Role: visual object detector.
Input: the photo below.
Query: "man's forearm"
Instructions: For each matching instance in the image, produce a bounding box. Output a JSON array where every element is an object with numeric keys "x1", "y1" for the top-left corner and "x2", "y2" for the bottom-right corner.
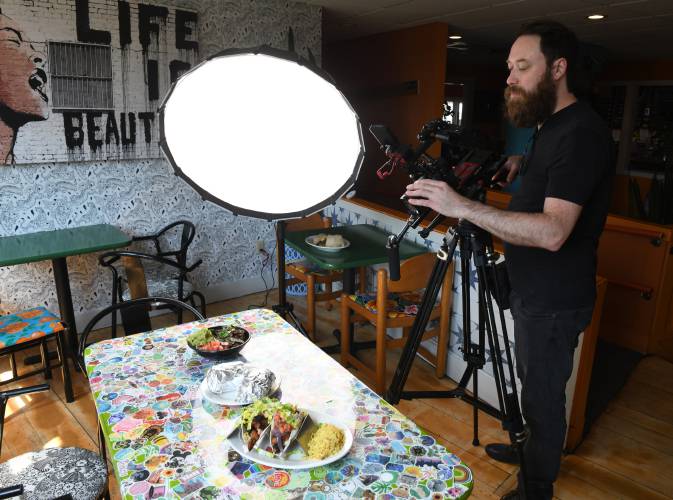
[{"x1": 460, "y1": 199, "x2": 564, "y2": 250}]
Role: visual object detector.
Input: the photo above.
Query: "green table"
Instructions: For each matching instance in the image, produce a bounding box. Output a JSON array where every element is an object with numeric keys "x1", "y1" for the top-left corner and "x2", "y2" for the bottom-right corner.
[
  {"x1": 285, "y1": 224, "x2": 428, "y2": 352},
  {"x1": 285, "y1": 223, "x2": 428, "y2": 293},
  {"x1": 0, "y1": 224, "x2": 131, "y2": 381}
]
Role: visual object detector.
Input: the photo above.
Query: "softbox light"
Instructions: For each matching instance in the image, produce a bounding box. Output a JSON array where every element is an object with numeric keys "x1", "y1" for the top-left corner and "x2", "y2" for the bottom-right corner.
[{"x1": 159, "y1": 46, "x2": 365, "y2": 221}]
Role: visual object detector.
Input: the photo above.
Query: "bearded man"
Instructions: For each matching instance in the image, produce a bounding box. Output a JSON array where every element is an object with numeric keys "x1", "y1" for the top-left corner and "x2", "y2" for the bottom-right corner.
[{"x1": 405, "y1": 20, "x2": 614, "y2": 500}]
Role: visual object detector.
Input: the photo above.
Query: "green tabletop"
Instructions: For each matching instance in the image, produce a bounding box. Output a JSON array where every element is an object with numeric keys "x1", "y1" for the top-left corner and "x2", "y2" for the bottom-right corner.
[
  {"x1": 0, "y1": 224, "x2": 132, "y2": 266},
  {"x1": 285, "y1": 223, "x2": 428, "y2": 270}
]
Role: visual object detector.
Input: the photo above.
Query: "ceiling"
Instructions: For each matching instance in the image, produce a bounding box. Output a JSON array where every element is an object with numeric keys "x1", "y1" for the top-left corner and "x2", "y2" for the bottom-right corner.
[{"x1": 304, "y1": 0, "x2": 673, "y2": 62}]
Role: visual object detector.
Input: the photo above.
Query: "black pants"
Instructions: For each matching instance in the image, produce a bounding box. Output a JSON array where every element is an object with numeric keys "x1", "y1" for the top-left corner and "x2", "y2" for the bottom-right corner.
[{"x1": 510, "y1": 291, "x2": 594, "y2": 500}]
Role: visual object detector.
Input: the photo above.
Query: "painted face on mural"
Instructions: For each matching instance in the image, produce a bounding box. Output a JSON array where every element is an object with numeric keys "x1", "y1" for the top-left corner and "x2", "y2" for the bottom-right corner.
[{"x1": 0, "y1": 13, "x2": 49, "y2": 124}]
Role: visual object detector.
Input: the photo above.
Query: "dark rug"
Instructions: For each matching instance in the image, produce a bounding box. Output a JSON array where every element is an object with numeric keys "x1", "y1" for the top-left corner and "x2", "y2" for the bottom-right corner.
[{"x1": 583, "y1": 338, "x2": 644, "y2": 437}]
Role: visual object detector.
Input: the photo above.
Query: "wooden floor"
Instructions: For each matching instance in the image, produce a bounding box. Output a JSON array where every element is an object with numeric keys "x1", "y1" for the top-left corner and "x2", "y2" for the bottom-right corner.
[{"x1": 2, "y1": 291, "x2": 672, "y2": 499}]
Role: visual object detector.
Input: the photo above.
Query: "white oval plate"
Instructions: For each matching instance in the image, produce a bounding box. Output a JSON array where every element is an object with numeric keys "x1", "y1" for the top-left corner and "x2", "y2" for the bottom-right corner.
[
  {"x1": 199, "y1": 368, "x2": 281, "y2": 406},
  {"x1": 305, "y1": 235, "x2": 350, "y2": 253},
  {"x1": 229, "y1": 409, "x2": 353, "y2": 469}
]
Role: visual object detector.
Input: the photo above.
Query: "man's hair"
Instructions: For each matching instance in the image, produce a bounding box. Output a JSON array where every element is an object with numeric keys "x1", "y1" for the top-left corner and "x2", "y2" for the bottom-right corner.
[{"x1": 517, "y1": 20, "x2": 579, "y2": 93}]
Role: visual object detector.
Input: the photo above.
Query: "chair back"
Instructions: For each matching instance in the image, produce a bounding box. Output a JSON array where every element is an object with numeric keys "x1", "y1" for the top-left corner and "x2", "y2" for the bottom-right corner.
[
  {"x1": 386, "y1": 252, "x2": 436, "y2": 293},
  {"x1": 285, "y1": 213, "x2": 330, "y2": 232},
  {"x1": 77, "y1": 297, "x2": 204, "y2": 371},
  {"x1": 134, "y1": 220, "x2": 196, "y2": 268}
]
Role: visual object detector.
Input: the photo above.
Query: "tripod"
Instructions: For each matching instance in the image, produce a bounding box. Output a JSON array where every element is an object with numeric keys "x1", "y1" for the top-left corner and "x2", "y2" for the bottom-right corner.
[{"x1": 387, "y1": 218, "x2": 529, "y2": 499}]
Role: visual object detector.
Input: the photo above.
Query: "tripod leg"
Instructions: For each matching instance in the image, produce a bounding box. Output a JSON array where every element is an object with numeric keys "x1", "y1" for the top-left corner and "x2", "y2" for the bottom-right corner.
[
  {"x1": 472, "y1": 364, "x2": 479, "y2": 446},
  {"x1": 386, "y1": 233, "x2": 458, "y2": 404},
  {"x1": 477, "y1": 249, "x2": 530, "y2": 499}
]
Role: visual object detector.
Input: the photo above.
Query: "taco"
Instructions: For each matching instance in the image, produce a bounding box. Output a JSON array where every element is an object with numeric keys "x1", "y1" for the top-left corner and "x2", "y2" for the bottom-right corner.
[
  {"x1": 239, "y1": 397, "x2": 303, "y2": 453},
  {"x1": 240, "y1": 398, "x2": 271, "y2": 450},
  {"x1": 270, "y1": 406, "x2": 307, "y2": 455}
]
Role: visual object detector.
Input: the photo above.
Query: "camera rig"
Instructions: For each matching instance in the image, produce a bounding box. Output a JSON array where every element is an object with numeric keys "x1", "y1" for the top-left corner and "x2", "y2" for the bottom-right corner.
[
  {"x1": 371, "y1": 118, "x2": 504, "y2": 203},
  {"x1": 369, "y1": 118, "x2": 506, "y2": 278}
]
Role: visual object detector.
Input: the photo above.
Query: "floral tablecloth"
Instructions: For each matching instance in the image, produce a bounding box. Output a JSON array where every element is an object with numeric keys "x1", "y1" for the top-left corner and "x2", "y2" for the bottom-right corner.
[{"x1": 85, "y1": 308, "x2": 473, "y2": 499}]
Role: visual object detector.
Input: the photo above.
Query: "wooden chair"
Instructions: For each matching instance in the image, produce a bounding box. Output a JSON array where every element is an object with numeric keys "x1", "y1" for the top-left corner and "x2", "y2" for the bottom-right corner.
[
  {"x1": 284, "y1": 214, "x2": 366, "y2": 340},
  {"x1": 0, "y1": 307, "x2": 73, "y2": 403},
  {"x1": 340, "y1": 252, "x2": 452, "y2": 395}
]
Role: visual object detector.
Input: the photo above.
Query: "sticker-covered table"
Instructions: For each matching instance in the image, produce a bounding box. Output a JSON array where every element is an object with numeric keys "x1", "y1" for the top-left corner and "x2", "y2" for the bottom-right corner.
[{"x1": 85, "y1": 308, "x2": 473, "y2": 499}]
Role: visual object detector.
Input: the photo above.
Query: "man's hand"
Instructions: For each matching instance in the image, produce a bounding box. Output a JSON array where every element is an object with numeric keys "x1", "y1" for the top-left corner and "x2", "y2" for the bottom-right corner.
[
  {"x1": 405, "y1": 179, "x2": 471, "y2": 219},
  {"x1": 405, "y1": 179, "x2": 582, "y2": 252},
  {"x1": 492, "y1": 155, "x2": 523, "y2": 186}
]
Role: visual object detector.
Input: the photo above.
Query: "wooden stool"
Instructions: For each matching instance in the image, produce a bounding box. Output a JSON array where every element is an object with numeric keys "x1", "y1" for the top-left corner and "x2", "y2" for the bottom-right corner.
[{"x1": 0, "y1": 307, "x2": 73, "y2": 403}]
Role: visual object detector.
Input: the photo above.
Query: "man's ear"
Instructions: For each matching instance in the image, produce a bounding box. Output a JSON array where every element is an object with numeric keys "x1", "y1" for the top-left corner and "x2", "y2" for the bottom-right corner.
[{"x1": 552, "y1": 58, "x2": 568, "y2": 80}]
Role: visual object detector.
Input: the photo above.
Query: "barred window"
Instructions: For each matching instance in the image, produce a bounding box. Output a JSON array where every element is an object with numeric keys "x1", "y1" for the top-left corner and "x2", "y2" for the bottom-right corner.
[{"x1": 48, "y1": 41, "x2": 113, "y2": 110}]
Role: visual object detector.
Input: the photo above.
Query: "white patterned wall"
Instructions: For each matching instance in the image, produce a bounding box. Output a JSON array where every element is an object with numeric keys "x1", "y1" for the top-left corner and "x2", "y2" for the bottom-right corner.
[{"x1": 0, "y1": 0, "x2": 321, "y2": 321}]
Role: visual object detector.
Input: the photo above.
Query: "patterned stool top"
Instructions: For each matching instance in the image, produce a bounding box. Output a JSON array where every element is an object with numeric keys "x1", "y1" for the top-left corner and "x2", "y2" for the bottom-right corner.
[
  {"x1": 349, "y1": 292, "x2": 427, "y2": 318},
  {"x1": 0, "y1": 307, "x2": 64, "y2": 349},
  {"x1": 0, "y1": 447, "x2": 107, "y2": 500}
]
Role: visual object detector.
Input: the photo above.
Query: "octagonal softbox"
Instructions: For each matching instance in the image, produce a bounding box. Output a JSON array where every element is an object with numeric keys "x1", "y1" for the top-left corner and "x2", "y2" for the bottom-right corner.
[{"x1": 159, "y1": 46, "x2": 364, "y2": 221}]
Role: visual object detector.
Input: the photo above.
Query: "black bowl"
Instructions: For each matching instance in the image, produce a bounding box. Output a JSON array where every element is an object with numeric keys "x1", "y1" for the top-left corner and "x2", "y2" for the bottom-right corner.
[{"x1": 187, "y1": 325, "x2": 251, "y2": 359}]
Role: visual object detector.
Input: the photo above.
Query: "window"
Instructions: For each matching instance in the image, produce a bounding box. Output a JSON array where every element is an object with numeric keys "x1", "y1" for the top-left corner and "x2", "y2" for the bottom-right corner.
[
  {"x1": 443, "y1": 100, "x2": 463, "y2": 126},
  {"x1": 48, "y1": 41, "x2": 113, "y2": 110}
]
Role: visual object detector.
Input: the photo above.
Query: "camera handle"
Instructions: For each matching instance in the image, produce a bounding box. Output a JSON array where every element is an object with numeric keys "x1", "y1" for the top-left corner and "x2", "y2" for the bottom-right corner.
[
  {"x1": 418, "y1": 213, "x2": 446, "y2": 239},
  {"x1": 386, "y1": 203, "x2": 435, "y2": 281}
]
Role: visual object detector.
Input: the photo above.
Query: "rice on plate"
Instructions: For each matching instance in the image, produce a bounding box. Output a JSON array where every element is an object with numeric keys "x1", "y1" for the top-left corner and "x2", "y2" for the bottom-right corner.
[{"x1": 306, "y1": 423, "x2": 345, "y2": 460}]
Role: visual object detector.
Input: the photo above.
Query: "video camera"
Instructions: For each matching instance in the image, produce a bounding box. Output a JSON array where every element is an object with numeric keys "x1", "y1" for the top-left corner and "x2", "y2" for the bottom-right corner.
[
  {"x1": 369, "y1": 118, "x2": 505, "y2": 211},
  {"x1": 369, "y1": 117, "x2": 506, "y2": 281}
]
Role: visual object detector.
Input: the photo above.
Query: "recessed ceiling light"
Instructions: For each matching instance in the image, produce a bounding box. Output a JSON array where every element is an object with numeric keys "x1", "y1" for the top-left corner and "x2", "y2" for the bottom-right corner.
[
  {"x1": 449, "y1": 35, "x2": 462, "y2": 40},
  {"x1": 587, "y1": 14, "x2": 605, "y2": 20}
]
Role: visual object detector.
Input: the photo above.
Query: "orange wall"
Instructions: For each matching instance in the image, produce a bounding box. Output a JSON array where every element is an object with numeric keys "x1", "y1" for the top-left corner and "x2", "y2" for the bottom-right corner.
[
  {"x1": 324, "y1": 23, "x2": 448, "y2": 210},
  {"x1": 599, "y1": 59, "x2": 673, "y2": 82}
]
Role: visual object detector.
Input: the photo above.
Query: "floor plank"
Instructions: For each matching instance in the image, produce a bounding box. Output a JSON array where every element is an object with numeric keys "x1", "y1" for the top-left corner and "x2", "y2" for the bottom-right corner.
[
  {"x1": 561, "y1": 455, "x2": 670, "y2": 500},
  {"x1": 578, "y1": 425, "x2": 673, "y2": 497},
  {"x1": 611, "y1": 378, "x2": 673, "y2": 426}
]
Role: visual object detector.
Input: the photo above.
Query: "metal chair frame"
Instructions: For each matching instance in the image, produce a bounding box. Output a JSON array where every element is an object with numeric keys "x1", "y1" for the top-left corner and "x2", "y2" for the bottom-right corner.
[
  {"x1": 99, "y1": 250, "x2": 206, "y2": 336},
  {"x1": 131, "y1": 220, "x2": 196, "y2": 269}
]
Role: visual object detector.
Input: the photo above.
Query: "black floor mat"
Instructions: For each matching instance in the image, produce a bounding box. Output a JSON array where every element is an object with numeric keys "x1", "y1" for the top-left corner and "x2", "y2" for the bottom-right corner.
[{"x1": 583, "y1": 338, "x2": 644, "y2": 437}]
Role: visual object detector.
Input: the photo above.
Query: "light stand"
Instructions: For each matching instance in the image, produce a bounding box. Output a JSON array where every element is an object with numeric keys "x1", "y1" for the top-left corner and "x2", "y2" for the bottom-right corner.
[{"x1": 272, "y1": 220, "x2": 309, "y2": 337}]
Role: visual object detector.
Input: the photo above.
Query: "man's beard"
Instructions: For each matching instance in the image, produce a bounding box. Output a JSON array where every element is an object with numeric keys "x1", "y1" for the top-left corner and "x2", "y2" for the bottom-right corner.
[{"x1": 504, "y1": 69, "x2": 557, "y2": 128}]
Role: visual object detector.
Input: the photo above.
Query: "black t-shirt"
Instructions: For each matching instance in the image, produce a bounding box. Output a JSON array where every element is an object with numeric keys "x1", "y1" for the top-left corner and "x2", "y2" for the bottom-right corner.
[{"x1": 504, "y1": 101, "x2": 615, "y2": 311}]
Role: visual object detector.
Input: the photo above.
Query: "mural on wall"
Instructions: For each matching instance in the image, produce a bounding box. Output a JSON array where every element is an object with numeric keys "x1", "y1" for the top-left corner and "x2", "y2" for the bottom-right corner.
[
  {"x1": 0, "y1": 0, "x2": 198, "y2": 164},
  {"x1": 0, "y1": 0, "x2": 322, "y2": 317},
  {"x1": 0, "y1": 11, "x2": 49, "y2": 164}
]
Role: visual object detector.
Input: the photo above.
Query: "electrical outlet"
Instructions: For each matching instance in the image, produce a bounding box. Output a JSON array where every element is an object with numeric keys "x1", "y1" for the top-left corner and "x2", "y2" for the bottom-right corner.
[{"x1": 256, "y1": 240, "x2": 265, "y2": 252}]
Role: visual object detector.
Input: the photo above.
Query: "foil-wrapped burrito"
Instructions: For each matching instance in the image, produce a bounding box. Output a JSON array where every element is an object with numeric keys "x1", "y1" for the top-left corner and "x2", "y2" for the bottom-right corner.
[{"x1": 206, "y1": 362, "x2": 275, "y2": 401}]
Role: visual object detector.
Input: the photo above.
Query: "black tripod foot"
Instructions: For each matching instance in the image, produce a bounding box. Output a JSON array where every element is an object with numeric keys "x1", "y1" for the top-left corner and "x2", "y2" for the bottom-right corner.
[{"x1": 485, "y1": 442, "x2": 520, "y2": 465}]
